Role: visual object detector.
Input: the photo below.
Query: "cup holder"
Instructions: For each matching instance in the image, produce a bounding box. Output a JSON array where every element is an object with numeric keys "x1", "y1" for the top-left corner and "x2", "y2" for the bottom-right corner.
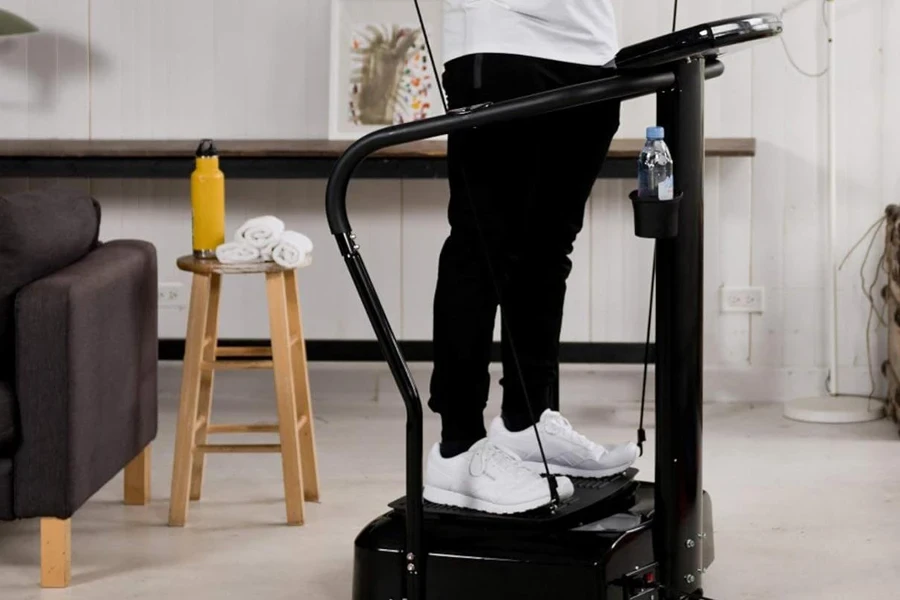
[{"x1": 629, "y1": 190, "x2": 682, "y2": 239}]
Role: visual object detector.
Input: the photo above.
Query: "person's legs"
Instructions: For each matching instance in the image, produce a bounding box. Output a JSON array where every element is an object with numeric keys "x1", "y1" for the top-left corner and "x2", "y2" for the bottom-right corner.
[
  {"x1": 498, "y1": 62, "x2": 622, "y2": 431},
  {"x1": 425, "y1": 54, "x2": 636, "y2": 513},
  {"x1": 428, "y1": 54, "x2": 549, "y2": 457},
  {"x1": 424, "y1": 54, "x2": 586, "y2": 514},
  {"x1": 481, "y1": 62, "x2": 639, "y2": 479}
]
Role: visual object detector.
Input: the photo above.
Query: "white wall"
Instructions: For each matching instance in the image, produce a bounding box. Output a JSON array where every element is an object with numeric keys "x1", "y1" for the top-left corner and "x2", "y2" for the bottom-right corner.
[{"x1": 0, "y1": 0, "x2": 893, "y2": 401}]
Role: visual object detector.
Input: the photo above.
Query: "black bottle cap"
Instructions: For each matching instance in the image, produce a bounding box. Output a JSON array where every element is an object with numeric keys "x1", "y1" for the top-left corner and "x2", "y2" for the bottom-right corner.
[{"x1": 195, "y1": 139, "x2": 218, "y2": 157}]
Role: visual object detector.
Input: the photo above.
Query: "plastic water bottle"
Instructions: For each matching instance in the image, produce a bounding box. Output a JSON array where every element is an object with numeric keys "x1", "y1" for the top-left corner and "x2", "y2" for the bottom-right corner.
[{"x1": 637, "y1": 126, "x2": 674, "y2": 200}]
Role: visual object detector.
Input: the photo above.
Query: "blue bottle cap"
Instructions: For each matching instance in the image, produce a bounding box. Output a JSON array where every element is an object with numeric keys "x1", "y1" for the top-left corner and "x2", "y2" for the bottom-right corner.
[{"x1": 646, "y1": 126, "x2": 665, "y2": 140}]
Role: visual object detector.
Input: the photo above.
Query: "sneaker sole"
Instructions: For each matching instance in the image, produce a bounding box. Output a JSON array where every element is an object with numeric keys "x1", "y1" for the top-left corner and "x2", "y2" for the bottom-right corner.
[
  {"x1": 422, "y1": 485, "x2": 553, "y2": 515},
  {"x1": 521, "y1": 461, "x2": 633, "y2": 479}
]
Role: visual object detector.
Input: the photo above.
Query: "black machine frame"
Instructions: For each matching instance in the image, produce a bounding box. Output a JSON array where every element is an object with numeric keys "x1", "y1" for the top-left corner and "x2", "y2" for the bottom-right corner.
[{"x1": 325, "y1": 14, "x2": 782, "y2": 600}]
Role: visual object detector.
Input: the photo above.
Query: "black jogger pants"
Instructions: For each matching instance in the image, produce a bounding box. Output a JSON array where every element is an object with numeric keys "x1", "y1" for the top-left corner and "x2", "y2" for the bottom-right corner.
[{"x1": 428, "y1": 52, "x2": 622, "y2": 447}]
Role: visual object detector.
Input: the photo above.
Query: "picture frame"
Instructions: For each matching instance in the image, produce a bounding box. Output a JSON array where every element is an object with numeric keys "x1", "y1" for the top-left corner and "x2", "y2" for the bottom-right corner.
[{"x1": 328, "y1": 0, "x2": 445, "y2": 141}]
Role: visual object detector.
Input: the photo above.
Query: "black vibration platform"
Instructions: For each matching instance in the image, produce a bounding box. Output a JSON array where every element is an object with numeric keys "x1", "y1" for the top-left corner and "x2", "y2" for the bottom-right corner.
[
  {"x1": 327, "y1": 13, "x2": 782, "y2": 600},
  {"x1": 389, "y1": 469, "x2": 640, "y2": 530},
  {"x1": 354, "y1": 484, "x2": 715, "y2": 600}
]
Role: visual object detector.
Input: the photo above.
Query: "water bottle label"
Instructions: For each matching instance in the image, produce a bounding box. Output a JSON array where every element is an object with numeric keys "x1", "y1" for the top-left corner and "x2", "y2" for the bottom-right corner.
[{"x1": 658, "y1": 176, "x2": 674, "y2": 201}]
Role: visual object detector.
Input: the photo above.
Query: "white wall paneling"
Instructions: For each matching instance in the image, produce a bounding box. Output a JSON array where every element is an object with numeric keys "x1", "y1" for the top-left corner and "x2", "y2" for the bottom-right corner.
[
  {"x1": 831, "y1": 0, "x2": 888, "y2": 392},
  {"x1": 0, "y1": 0, "x2": 893, "y2": 401},
  {"x1": 590, "y1": 179, "x2": 634, "y2": 343},
  {"x1": 400, "y1": 179, "x2": 447, "y2": 340},
  {"x1": 88, "y1": 0, "x2": 312, "y2": 138},
  {"x1": 85, "y1": 177, "x2": 404, "y2": 341},
  {"x1": 306, "y1": 0, "x2": 332, "y2": 138},
  {"x1": 717, "y1": 158, "x2": 753, "y2": 365},
  {"x1": 885, "y1": 0, "x2": 900, "y2": 209},
  {"x1": 0, "y1": 0, "x2": 90, "y2": 137}
]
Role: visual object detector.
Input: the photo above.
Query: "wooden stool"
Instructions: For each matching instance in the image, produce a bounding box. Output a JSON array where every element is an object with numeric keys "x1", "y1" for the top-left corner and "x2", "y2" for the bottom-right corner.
[{"x1": 168, "y1": 256, "x2": 320, "y2": 526}]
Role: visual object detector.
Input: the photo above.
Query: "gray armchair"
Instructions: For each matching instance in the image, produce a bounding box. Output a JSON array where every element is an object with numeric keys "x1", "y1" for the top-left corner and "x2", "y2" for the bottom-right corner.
[{"x1": 0, "y1": 189, "x2": 158, "y2": 587}]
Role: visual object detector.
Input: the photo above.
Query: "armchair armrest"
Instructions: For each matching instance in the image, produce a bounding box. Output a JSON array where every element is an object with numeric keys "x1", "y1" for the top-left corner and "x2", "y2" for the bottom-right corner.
[{"x1": 13, "y1": 240, "x2": 158, "y2": 518}]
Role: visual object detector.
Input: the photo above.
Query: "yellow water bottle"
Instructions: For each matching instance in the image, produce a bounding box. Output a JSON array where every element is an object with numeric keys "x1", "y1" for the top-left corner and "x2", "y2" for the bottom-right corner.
[{"x1": 191, "y1": 139, "x2": 226, "y2": 258}]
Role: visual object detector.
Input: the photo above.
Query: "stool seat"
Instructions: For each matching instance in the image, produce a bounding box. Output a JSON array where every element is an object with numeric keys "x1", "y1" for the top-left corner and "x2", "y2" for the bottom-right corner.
[
  {"x1": 176, "y1": 255, "x2": 295, "y2": 275},
  {"x1": 168, "y1": 259, "x2": 319, "y2": 527}
]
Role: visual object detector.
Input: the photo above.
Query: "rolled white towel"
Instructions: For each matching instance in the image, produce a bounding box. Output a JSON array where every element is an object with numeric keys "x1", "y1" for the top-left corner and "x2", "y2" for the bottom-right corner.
[
  {"x1": 271, "y1": 230, "x2": 313, "y2": 269},
  {"x1": 215, "y1": 242, "x2": 261, "y2": 264},
  {"x1": 235, "y1": 215, "x2": 285, "y2": 249},
  {"x1": 260, "y1": 240, "x2": 278, "y2": 261}
]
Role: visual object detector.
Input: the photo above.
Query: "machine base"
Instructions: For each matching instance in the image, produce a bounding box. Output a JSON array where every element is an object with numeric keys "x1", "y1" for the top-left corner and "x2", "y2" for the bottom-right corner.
[{"x1": 353, "y1": 482, "x2": 715, "y2": 600}]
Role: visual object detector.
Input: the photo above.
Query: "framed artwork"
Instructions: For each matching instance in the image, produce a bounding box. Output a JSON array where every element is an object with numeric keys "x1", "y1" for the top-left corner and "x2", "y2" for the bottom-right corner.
[{"x1": 328, "y1": 0, "x2": 445, "y2": 140}]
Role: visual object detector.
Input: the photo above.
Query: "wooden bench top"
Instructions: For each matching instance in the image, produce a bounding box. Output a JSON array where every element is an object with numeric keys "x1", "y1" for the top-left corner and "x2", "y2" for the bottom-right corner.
[
  {"x1": 0, "y1": 138, "x2": 755, "y2": 180},
  {"x1": 0, "y1": 138, "x2": 756, "y2": 159}
]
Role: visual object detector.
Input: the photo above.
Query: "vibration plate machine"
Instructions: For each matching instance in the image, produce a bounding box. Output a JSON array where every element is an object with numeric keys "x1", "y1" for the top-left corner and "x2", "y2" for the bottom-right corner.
[{"x1": 325, "y1": 14, "x2": 783, "y2": 600}]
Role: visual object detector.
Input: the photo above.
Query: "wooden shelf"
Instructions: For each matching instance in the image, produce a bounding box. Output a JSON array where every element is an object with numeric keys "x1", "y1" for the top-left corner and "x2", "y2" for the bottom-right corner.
[{"x1": 0, "y1": 138, "x2": 755, "y2": 180}]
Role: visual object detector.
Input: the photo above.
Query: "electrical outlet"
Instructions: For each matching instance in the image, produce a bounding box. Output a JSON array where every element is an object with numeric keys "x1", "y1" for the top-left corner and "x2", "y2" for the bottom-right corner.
[
  {"x1": 720, "y1": 286, "x2": 765, "y2": 313},
  {"x1": 158, "y1": 282, "x2": 186, "y2": 308}
]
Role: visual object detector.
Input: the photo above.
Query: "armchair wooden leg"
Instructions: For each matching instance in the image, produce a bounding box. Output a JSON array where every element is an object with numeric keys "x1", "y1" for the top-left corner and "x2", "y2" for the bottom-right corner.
[
  {"x1": 124, "y1": 444, "x2": 151, "y2": 506},
  {"x1": 40, "y1": 518, "x2": 71, "y2": 588}
]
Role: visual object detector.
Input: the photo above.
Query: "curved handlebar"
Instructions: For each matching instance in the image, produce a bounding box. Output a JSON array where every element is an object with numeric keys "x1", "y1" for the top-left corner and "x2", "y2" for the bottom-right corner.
[{"x1": 325, "y1": 59, "x2": 725, "y2": 242}]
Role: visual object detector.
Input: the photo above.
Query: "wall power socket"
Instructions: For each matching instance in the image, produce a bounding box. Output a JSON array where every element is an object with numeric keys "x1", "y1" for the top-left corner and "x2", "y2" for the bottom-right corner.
[
  {"x1": 719, "y1": 286, "x2": 765, "y2": 313},
  {"x1": 158, "y1": 282, "x2": 186, "y2": 308}
]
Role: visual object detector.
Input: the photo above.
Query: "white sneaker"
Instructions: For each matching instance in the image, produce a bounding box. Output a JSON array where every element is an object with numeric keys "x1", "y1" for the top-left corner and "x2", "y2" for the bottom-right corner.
[
  {"x1": 423, "y1": 439, "x2": 575, "y2": 514},
  {"x1": 489, "y1": 409, "x2": 639, "y2": 478}
]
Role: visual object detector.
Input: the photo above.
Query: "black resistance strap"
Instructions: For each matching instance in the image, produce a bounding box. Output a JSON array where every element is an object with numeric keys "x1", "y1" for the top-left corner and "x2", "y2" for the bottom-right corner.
[{"x1": 636, "y1": 247, "x2": 655, "y2": 456}]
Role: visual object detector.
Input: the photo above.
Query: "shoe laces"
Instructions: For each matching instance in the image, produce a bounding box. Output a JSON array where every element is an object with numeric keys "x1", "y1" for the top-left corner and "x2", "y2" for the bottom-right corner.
[
  {"x1": 541, "y1": 411, "x2": 606, "y2": 455},
  {"x1": 470, "y1": 441, "x2": 535, "y2": 479}
]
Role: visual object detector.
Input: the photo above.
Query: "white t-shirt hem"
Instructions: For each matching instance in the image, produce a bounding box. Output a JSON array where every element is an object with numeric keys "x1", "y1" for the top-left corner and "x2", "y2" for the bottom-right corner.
[
  {"x1": 443, "y1": 0, "x2": 618, "y2": 68},
  {"x1": 443, "y1": 41, "x2": 616, "y2": 67}
]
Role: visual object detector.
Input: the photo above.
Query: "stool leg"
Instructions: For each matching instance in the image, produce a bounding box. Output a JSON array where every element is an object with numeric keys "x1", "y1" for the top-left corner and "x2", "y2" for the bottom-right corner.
[
  {"x1": 285, "y1": 269, "x2": 320, "y2": 502},
  {"x1": 266, "y1": 271, "x2": 305, "y2": 526},
  {"x1": 169, "y1": 274, "x2": 212, "y2": 527},
  {"x1": 190, "y1": 273, "x2": 222, "y2": 501}
]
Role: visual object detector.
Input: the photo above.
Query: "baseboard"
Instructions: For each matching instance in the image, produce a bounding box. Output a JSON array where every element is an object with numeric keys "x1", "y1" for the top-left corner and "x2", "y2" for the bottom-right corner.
[
  {"x1": 538, "y1": 365, "x2": 880, "y2": 404},
  {"x1": 160, "y1": 359, "x2": 883, "y2": 405},
  {"x1": 159, "y1": 339, "x2": 655, "y2": 364}
]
